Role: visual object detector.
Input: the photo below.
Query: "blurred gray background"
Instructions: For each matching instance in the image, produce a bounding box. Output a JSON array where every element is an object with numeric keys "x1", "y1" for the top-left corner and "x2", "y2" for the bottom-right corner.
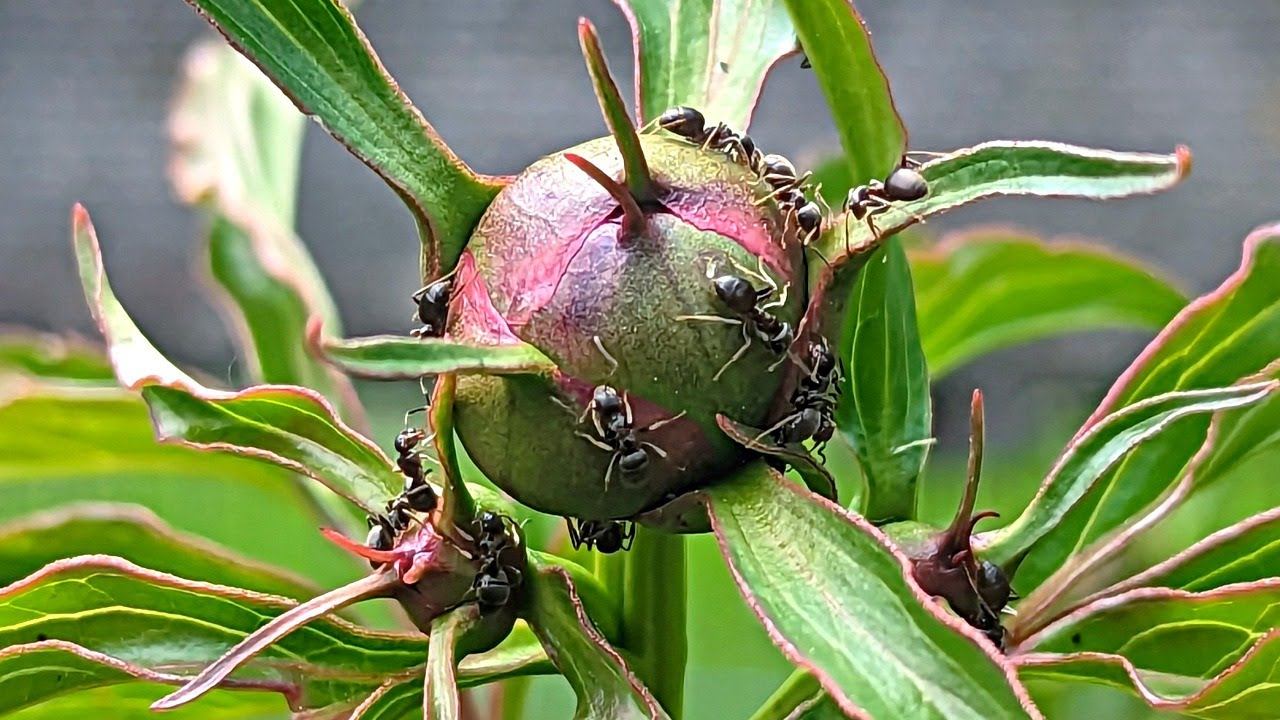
[{"x1": 2, "y1": 0, "x2": 1279, "y2": 448}]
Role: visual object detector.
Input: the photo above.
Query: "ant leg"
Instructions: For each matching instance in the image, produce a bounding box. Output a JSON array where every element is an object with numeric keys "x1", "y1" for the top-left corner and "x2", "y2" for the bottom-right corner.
[
  {"x1": 767, "y1": 352, "x2": 792, "y2": 372},
  {"x1": 640, "y1": 441, "x2": 669, "y2": 459},
  {"x1": 761, "y1": 280, "x2": 789, "y2": 313},
  {"x1": 550, "y1": 394, "x2": 579, "y2": 417},
  {"x1": 505, "y1": 565, "x2": 524, "y2": 588},
  {"x1": 603, "y1": 453, "x2": 619, "y2": 491},
  {"x1": 621, "y1": 392, "x2": 634, "y2": 427},
  {"x1": 404, "y1": 406, "x2": 428, "y2": 426},
  {"x1": 750, "y1": 413, "x2": 798, "y2": 446},
  {"x1": 643, "y1": 410, "x2": 687, "y2": 432},
  {"x1": 676, "y1": 313, "x2": 742, "y2": 326},
  {"x1": 620, "y1": 523, "x2": 635, "y2": 551},
  {"x1": 713, "y1": 326, "x2": 753, "y2": 381},
  {"x1": 592, "y1": 336, "x2": 619, "y2": 376},
  {"x1": 566, "y1": 518, "x2": 582, "y2": 549},
  {"x1": 576, "y1": 431, "x2": 614, "y2": 453}
]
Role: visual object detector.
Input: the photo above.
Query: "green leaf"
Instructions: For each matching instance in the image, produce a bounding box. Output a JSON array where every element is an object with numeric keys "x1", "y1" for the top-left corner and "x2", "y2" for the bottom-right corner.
[
  {"x1": 0, "y1": 332, "x2": 113, "y2": 382},
  {"x1": 835, "y1": 236, "x2": 931, "y2": 522},
  {"x1": 525, "y1": 559, "x2": 667, "y2": 719},
  {"x1": 615, "y1": 0, "x2": 797, "y2": 129},
  {"x1": 981, "y1": 382, "x2": 1278, "y2": 576},
  {"x1": 142, "y1": 384, "x2": 400, "y2": 515},
  {"x1": 715, "y1": 415, "x2": 837, "y2": 501},
  {"x1": 314, "y1": 329, "x2": 558, "y2": 380},
  {"x1": 806, "y1": 142, "x2": 1189, "y2": 353},
  {"x1": 1015, "y1": 632, "x2": 1280, "y2": 720},
  {"x1": 0, "y1": 503, "x2": 317, "y2": 598},
  {"x1": 1014, "y1": 581, "x2": 1280, "y2": 717},
  {"x1": 0, "y1": 642, "x2": 289, "y2": 718},
  {"x1": 425, "y1": 606, "x2": 481, "y2": 720},
  {"x1": 325, "y1": 623, "x2": 557, "y2": 719},
  {"x1": 909, "y1": 229, "x2": 1188, "y2": 377},
  {"x1": 183, "y1": 0, "x2": 503, "y2": 274},
  {"x1": 0, "y1": 555, "x2": 427, "y2": 714},
  {"x1": 1013, "y1": 227, "x2": 1280, "y2": 592},
  {"x1": 0, "y1": 383, "x2": 359, "y2": 589},
  {"x1": 782, "y1": 0, "x2": 904, "y2": 185},
  {"x1": 1107, "y1": 507, "x2": 1280, "y2": 594},
  {"x1": 72, "y1": 206, "x2": 399, "y2": 515},
  {"x1": 578, "y1": 18, "x2": 654, "y2": 202},
  {"x1": 171, "y1": 41, "x2": 364, "y2": 423},
  {"x1": 706, "y1": 464, "x2": 1038, "y2": 719}
]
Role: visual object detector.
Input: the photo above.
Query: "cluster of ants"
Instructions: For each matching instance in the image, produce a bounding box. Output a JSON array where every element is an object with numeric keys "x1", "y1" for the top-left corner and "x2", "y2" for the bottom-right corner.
[
  {"x1": 391, "y1": 106, "x2": 919, "y2": 558},
  {"x1": 654, "y1": 106, "x2": 824, "y2": 246},
  {"x1": 361, "y1": 407, "x2": 523, "y2": 611},
  {"x1": 654, "y1": 105, "x2": 930, "y2": 247}
]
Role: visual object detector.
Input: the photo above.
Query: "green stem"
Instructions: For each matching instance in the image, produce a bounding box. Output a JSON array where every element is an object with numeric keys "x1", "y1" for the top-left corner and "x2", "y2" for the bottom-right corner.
[
  {"x1": 748, "y1": 670, "x2": 821, "y2": 720},
  {"x1": 494, "y1": 676, "x2": 532, "y2": 720},
  {"x1": 594, "y1": 548, "x2": 628, "y2": 609},
  {"x1": 621, "y1": 527, "x2": 686, "y2": 718}
]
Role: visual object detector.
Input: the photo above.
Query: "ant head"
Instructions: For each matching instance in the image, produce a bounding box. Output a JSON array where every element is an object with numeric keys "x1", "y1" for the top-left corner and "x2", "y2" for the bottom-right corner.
[
  {"x1": 365, "y1": 524, "x2": 392, "y2": 551},
  {"x1": 394, "y1": 427, "x2": 425, "y2": 454},
  {"x1": 414, "y1": 277, "x2": 453, "y2": 310},
  {"x1": 975, "y1": 560, "x2": 1012, "y2": 611},
  {"x1": 795, "y1": 202, "x2": 822, "y2": 231},
  {"x1": 475, "y1": 577, "x2": 511, "y2": 607},
  {"x1": 712, "y1": 274, "x2": 759, "y2": 314},
  {"x1": 808, "y1": 338, "x2": 837, "y2": 377},
  {"x1": 657, "y1": 106, "x2": 705, "y2": 140},
  {"x1": 618, "y1": 449, "x2": 649, "y2": 475},
  {"x1": 761, "y1": 153, "x2": 796, "y2": 179},
  {"x1": 594, "y1": 523, "x2": 624, "y2": 553},
  {"x1": 592, "y1": 385, "x2": 624, "y2": 414},
  {"x1": 476, "y1": 511, "x2": 505, "y2": 536},
  {"x1": 884, "y1": 166, "x2": 929, "y2": 201}
]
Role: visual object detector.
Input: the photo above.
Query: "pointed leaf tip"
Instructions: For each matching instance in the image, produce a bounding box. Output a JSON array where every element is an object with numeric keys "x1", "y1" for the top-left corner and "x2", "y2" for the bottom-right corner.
[
  {"x1": 150, "y1": 570, "x2": 398, "y2": 711},
  {"x1": 563, "y1": 153, "x2": 646, "y2": 239},
  {"x1": 577, "y1": 17, "x2": 655, "y2": 203}
]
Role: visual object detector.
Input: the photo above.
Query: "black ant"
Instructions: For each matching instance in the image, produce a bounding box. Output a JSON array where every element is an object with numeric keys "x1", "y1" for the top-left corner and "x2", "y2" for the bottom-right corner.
[
  {"x1": 677, "y1": 256, "x2": 793, "y2": 380},
  {"x1": 843, "y1": 160, "x2": 929, "y2": 241},
  {"x1": 754, "y1": 339, "x2": 842, "y2": 459},
  {"x1": 361, "y1": 411, "x2": 440, "y2": 567},
  {"x1": 470, "y1": 511, "x2": 522, "y2": 610},
  {"x1": 574, "y1": 385, "x2": 685, "y2": 489},
  {"x1": 566, "y1": 518, "x2": 635, "y2": 554},
  {"x1": 758, "y1": 153, "x2": 813, "y2": 202},
  {"x1": 410, "y1": 274, "x2": 455, "y2": 338},
  {"x1": 653, "y1": 106, "x2": 759, "y2": 170}
]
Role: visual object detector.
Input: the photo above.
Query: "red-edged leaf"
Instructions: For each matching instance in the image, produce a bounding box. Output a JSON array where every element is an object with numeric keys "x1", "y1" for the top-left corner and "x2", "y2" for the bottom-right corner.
[
  {"x1": 1103, "y1": 506, "x2": 1280, "y2": 596},
  {"x1": 807, "y1": 142, "x2": 1191, "y2": 358},
  {"x1": 1015, "y1": 631, "x2": 1280, "y2": 719},
  {"x1": 525, "y1": 560, "x2": 666, "y2": 719},
  {"x1": 783, "y1": 0, "x2": 905, "y2": 185},
  {"x1": 1014, "y1": 580, "x2": 1280, "y2": 716},
  {"x1": 0, "y1": 503, "x2": 317, "y2": 598},
  {"x1": 1013, "y1": 226, "x2": 1280, "y2": 594},
  {"x1": 72, "y1": 205, "x2": 399, "y2": 514},
  {"x1": 182, "y1": 0, "x2": 504, "y2": 274},
  {"x1": 0, "y1": 555, "x2": 426, "y2": 714},
  {"x1": 706, "y1": 464, "x2": 1040, "y2": 719},
  {"x1": 170, "y1": 40, "x2": 364, "y2": 426},
  {"x1": 909, "y1": 228, "x2": 1188, "y2": 377},
  {"x1": 310, "y1": 322, "x2": 557, "y2": 380}
]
